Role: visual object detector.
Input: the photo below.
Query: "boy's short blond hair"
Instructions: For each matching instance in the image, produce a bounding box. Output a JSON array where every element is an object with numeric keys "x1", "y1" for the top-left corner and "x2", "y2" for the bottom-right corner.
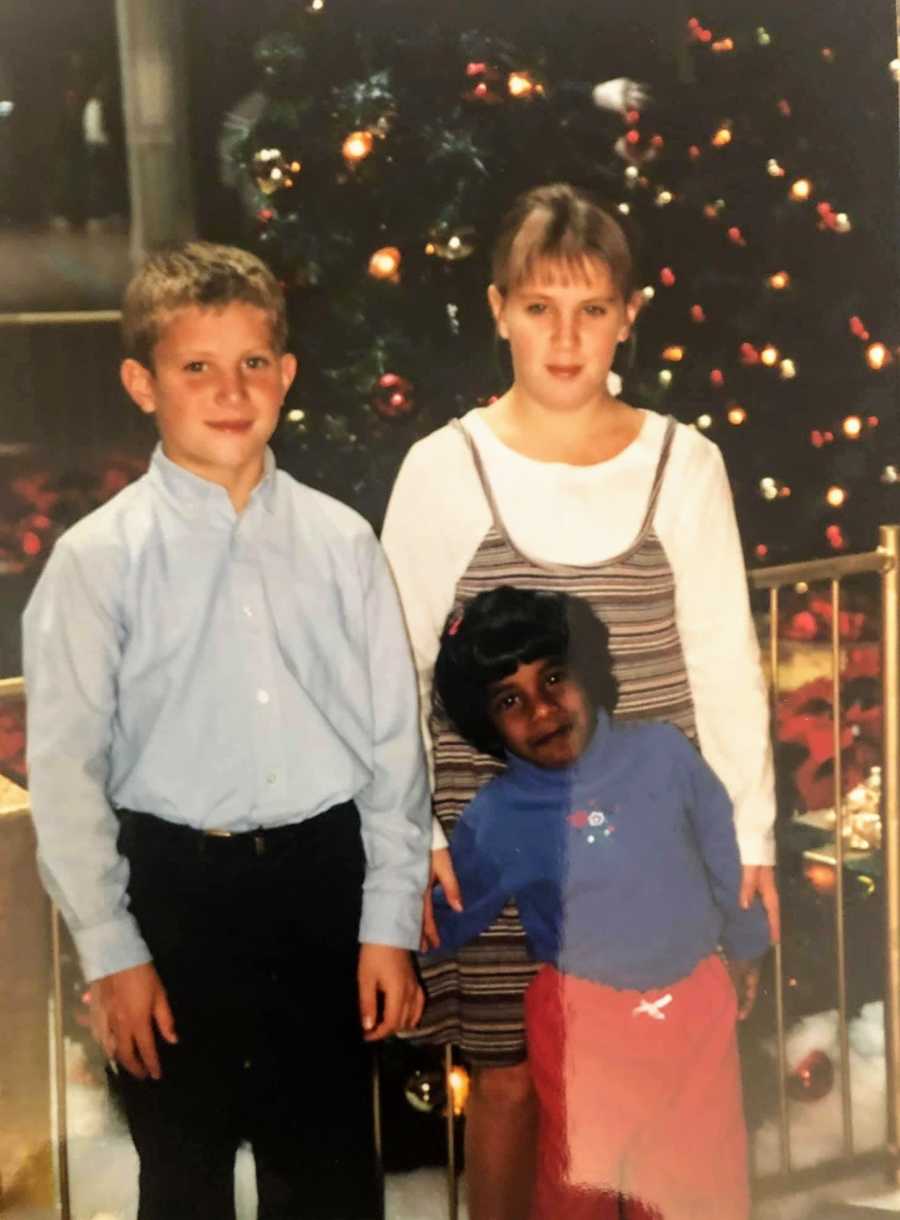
[{"x1": 122, "y1": 241, "x2": 288, "y2": 368}]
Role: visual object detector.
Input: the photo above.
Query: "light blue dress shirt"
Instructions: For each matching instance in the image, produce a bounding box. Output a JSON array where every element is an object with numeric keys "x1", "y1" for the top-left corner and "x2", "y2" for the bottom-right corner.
[{"x1": 23, "y1": 445, "x2": 431, "y2": 981}]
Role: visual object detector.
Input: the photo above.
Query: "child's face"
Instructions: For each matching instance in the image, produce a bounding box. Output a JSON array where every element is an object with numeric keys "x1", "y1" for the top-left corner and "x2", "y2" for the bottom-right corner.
[
  {"x1": 487, "y1": 657, "x2": 594, "y2": 769},
  {"x1": 487, "y1": 257, "x2": 638, "y2": 412},
  {"x1": 121, "y1": 302, "x2": 296, "y2": 501}
]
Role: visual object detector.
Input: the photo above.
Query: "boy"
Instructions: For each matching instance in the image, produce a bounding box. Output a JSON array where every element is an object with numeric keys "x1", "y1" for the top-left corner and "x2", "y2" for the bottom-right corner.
[
  {"x1": 23, "y1": 242, "x2": 431, "y2": 1219},
  {"x1": 430, "y1": 586, "x2": 769, "y2": 1220}
]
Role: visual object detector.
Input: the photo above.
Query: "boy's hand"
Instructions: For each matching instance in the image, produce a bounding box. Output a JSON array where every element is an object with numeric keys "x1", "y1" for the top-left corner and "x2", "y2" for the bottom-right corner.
[
  {"x1": 358, "y1": 944, "x2": 424, "y2": 1041},
  {"x1": 89, "y1": 962, "x2": 177, "y2": 1080},
  {"x1": 728, "y1": 959, "x2": 761, "y2": 1021},
  {"x1": 741, "y1": 864, "x2": 780, "y2": 943},
  {"x1": 420, "y1": 847, "x2": 463, "y2": 951}
]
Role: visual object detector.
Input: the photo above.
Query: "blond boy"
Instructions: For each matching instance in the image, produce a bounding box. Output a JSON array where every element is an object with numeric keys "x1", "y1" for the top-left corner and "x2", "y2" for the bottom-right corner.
[{"x1": 23, "y1": 242, "x2": 430, "y2": 1219}]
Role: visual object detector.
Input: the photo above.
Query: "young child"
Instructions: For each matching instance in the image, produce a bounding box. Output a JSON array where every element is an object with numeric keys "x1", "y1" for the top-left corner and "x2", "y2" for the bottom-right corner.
[
  {"x1": 430, "y1": 586, "x2": 769, "y2": 1220},
  {"x1": 23, "y1": 241, "x2": 430, "y2": 1219}
]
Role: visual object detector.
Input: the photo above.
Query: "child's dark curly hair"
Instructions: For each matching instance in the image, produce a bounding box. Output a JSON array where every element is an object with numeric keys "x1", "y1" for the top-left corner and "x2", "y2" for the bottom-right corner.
[{"x1": 434, "y1": 586, "x2": 619, "y2": 758}]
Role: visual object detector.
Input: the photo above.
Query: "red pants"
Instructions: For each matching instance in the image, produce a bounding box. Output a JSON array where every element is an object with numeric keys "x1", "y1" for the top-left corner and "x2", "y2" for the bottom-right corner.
[{"x1": 525, "y1": 956, "x2": 749, "y2": 1220}]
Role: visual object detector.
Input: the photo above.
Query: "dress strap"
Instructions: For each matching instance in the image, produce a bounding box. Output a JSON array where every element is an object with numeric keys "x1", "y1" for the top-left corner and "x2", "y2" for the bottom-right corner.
[
  {"x1": 451, "y1": 418, "x2": 505, "y2": 534},
  {"x1": 638, "y1": 415, "x2": 677, "y2": 535}
]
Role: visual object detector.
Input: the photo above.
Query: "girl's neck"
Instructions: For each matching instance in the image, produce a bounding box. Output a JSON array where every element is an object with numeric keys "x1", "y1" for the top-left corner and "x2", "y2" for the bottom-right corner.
[{"x1": 481, "y1": 388, "x2": 643, "y2": 467}]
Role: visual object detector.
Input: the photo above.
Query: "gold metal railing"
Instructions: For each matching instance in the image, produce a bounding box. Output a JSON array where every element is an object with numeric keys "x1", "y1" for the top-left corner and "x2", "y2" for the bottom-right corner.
[
  {"x1": 744, "y1": 523, "x2": 900, "y2": 1196},
  {"x1": 2, "y1": 525, "x2": 898, "y2": 1217}
]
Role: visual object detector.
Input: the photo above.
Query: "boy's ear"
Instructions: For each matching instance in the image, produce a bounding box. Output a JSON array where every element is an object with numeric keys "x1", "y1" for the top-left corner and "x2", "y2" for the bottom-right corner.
[
  {"x1": 120, "y1": 358, "x2": 158, "y2": 416},
  {"x1": 278, "y1": 352, "x2": 298, "y2": 395},
  {"x1": 487, "y1": 284, "x2": 509, "y2": 340}
]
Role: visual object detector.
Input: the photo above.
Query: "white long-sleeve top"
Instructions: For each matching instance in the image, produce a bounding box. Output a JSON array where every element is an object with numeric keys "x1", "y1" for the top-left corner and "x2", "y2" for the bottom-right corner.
[{"x1": 381, "y1": 407, "x2": 775, "y2": 866}]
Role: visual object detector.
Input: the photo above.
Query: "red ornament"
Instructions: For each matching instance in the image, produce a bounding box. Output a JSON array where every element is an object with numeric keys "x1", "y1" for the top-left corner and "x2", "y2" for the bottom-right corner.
[
  {"x1": 739, "y1": 342, "x2": 760, "y2": 366},
  {"x1": 372, "y1": 373, "x2": 415, "y2": 420},
  {"x1": 849, "y1": 315, "x2": 871, "y2": 341},
  {"x1": 709, "y1": 368, "x2": 725, "y2": 388},
  {"x1": 777, "y1": 99, "x2": 792, "y2": 117},
  {"x1": 21, "y1": 530, "x2": 43, "y2": 557},
  {"x1": 625, "y1": 108, "x2": 641, "y2": 126},
  {"x1": 787, "y1": 1050, "x2": 834, "y2": 1103},
  {"x1": 688, "y1": 144, "x2": 702, "y2": 161},
  {"x1": 463, "y1": 63, "x2": 503, "y2": 104},
  {"x1": 787, "y1": 611, "x2": 819, "y2": 642},
  {"x1": 626, "y1": 129, "x2": 641, "y2": 146},
  {"x1": 659, "y1": 266, "x2": 676, "y2": 287},
  {"x1": 754, "y1": 544, "x2": 768, "y2": 559},
  {"x1": 826, "y1": 524, "x2": 846, "y2": 550},
  {"x1": 690, "y1": 304, "x2": 706, "y2": 323},
  {"x1": 727, "y1": 225, "x2": 746, "y2": 246}
]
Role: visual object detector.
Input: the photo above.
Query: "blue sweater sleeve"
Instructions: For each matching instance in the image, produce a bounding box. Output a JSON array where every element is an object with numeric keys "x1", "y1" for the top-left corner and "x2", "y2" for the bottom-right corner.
[
  {"x1": 679, "y1": 733, "x2": 770, "y2": 962},
  {"x1": 428, "y1": 791, "x2": 512, "y2": 957}
]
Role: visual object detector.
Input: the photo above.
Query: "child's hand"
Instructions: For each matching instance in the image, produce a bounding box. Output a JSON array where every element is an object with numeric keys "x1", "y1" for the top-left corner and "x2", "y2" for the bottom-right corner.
[
  {"x1": 728, "y1": 959, "x2": 761, "y2": 1021},
  {"x1": 358, "y1": 944, "x2": 424, "y2": 1041},
  {"x1": 741, "y1": 864, "x2": 780, "y2": 943},
  {"x1": 89, "y1": 961, "x2": 177, "y2": 1080},
  {"x1": 420, "y1": 847, "x2": 463, "y2": 952}
]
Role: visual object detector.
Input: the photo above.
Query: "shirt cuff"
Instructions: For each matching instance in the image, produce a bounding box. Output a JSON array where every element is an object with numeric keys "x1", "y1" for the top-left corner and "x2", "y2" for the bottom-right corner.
[
  {"x1": 431, "y1": 817, "x2": 448, "y2": 851},
  {"x1": 74, "y1": 915, "x2": 152, "y2": 984},
  {"x1": 736, "y1": 826, "x2": 776, "y2": 866},
  {"x1": 359, "y1": 893, "x2": 422, "y2": 951}
]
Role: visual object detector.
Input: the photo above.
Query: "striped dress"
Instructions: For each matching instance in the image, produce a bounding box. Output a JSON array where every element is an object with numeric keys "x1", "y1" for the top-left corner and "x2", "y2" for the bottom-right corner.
[{"x1": 418, "y1": 416, "x2": 700, "y2": 1067}]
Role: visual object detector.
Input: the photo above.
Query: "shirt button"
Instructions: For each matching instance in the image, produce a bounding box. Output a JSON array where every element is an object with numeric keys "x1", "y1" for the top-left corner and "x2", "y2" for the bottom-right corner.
[
  {"x1": 266, "y1": 772, "x2": 278, "y2": 785},
  {"x1": 243, "y1": 606, "x2": 254, "y2": 619},
  {"x1": 256, "y1": 689, "x2": 270, "y2": 705}
]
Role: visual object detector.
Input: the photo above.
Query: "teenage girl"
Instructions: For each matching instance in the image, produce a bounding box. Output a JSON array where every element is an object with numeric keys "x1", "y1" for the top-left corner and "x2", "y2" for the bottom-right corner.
[{"x1": 381, "y1": 182, "x2": 778, "y2": 1220}]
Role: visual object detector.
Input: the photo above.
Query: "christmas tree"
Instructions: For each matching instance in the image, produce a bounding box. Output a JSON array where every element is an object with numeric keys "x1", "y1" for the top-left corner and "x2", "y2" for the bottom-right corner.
[{"x1": 221, "y1": 0, "x2": 898, "y2": 562}]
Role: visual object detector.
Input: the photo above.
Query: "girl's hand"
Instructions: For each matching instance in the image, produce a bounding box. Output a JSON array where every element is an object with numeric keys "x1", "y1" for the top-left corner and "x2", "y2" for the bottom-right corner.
[
  {"x1": 420, "y1": 847, "x2": 463, "y2": 951},
  {"x1": 729, "y1": 959, "x2": 761, "y2": 1021},
  {"x1": 740, "y1": 864, "x2": 780, "y2": 943}
]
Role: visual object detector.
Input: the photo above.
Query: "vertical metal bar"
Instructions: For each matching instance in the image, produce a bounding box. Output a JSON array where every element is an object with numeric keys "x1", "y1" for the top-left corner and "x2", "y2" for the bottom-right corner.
[
  {"x1": 51, "y1": 905, "x2": 71, "y2": 1220},
  {"x1": 444, "y1": 1044, "x2": 458, "y2": 1220},
  {"x1": 769, "y1": 586, "x2": 791, "y2": 1174},
  {"x1": 372, "y1": 1045, "x2": 385, "y2": 1220},
  {"x1": 880, "y1": 524, "x2": 900, "y2": 1184},
  {"x1": 830, "y1": 579, "x2": 854, "y2": 1156}
]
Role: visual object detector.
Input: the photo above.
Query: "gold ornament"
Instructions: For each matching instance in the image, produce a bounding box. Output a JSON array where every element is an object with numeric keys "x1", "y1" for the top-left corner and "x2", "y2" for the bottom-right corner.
[
  {"x1": 368, "y1": 246, "x2": 402, "y2": 281},
  {"x1": 342, "y1": 131, "x2": 374, "y2": 166},
  {"x1": 508, "y1": 71, "x2": 544, "y2": 99},
  {"x1": 404, "y1": 1070, "x2": 444, "y2": 1114}
]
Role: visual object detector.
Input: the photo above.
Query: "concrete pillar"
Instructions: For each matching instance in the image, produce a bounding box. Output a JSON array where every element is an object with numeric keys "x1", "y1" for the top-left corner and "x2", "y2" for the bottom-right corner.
[{"x1": 115, "y1": 0, "x2": 195, "y2": 263}]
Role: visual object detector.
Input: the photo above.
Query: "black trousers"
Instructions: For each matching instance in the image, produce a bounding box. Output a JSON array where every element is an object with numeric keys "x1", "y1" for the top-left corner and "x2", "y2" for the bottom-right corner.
[{"x1": 112, "y1": 803, "x2": 379, "y2": 1220}]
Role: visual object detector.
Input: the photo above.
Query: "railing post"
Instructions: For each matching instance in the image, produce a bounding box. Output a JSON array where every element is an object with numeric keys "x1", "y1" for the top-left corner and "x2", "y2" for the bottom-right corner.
[
  {"x1": 880, "y1": 524, "x2": 900, "y2": 1184},
  {"x1": 444, "y1": 1044, "x2": 458, "y2": 1220}
]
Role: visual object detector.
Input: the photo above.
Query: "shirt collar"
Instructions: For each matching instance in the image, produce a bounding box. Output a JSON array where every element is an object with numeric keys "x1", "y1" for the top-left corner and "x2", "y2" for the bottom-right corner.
[
  {"x1": 502, "y1": 709, "x2": 615, "y2": 793},
  {"x1": 147, "y1": 444, "x2": 278, "y2": 518}
]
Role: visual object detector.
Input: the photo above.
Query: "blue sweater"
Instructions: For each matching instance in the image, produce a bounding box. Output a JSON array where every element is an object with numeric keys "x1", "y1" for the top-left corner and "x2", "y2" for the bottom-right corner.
[{"x1": 431, "y1": 712, "x2": 769, "y2": 991}]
